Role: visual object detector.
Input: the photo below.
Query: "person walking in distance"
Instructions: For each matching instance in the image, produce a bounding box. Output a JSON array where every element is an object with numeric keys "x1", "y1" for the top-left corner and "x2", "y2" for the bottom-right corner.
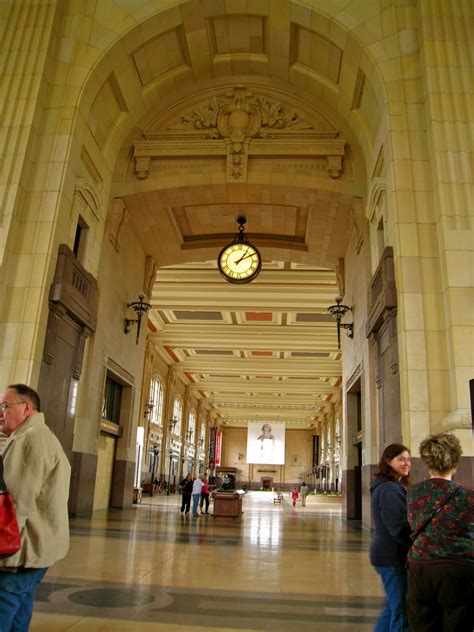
[
  {"x1": 0, "y1": 384, "x2": 71, "y2": 632},
  {"x1": 192, "y1": 475, "x2": 204, "y2": 517},
  {"x1": 300, "y1": 481, "x2": 309, "y2": 507},
  {"x1": 291, "y1": 487, "x2": 299, "y2": 507},
  {"x1": 179, "y1": 473, "x2": 193, "y2": 514}
]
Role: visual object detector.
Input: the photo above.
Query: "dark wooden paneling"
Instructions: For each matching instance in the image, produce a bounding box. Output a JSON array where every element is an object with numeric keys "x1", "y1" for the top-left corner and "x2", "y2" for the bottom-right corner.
[{"x1": 69, "y1": 451, "x2": 98, "y2": 516}]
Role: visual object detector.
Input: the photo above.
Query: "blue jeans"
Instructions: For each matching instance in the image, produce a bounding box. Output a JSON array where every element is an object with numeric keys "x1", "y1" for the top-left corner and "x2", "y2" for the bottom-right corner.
[
  {"x1": 0, "y1": 567, "x2": 47, "y2": 631},
  {"x1": 192, "y1": 493, "x2": 200, "y2": 516},
  {"x1": 374, "y1": 566, "x2": 410, "y2": 632}
]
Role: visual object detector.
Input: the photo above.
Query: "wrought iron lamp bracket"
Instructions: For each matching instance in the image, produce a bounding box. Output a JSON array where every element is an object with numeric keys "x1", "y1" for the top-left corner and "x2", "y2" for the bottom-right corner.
[
  {"x1": 327, "y1": 297, "x2": 354, "y2": 349},
  {"x1": 124, "y1": 294, "x2": 151, "y2": 344}
]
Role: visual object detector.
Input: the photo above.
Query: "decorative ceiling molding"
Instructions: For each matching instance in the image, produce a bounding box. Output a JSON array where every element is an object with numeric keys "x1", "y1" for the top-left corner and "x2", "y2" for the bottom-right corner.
[{"x1": 133, "y1": 86, "x2": 346, "y2": 182}]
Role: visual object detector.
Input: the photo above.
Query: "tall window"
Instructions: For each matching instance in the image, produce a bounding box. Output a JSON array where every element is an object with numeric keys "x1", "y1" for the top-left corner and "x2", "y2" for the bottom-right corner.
[
  {"x1": 187, "y1": 410, "x2": 196, "y2": 442},
  {"x1": 200, "y1": 423, "x2": 206, "y2": 458},
  {"x1": 172, "y1": 398, "x2": 182, "y2": 436},
  {"x1": 149, "y1": 378, "x2": 164, "y2": 425}
]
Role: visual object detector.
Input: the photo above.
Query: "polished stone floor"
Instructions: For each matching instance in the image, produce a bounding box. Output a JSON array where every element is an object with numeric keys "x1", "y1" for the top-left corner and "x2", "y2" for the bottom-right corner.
[{"x1": 30, "y1": 492, "x2": 383, "y2": 631}]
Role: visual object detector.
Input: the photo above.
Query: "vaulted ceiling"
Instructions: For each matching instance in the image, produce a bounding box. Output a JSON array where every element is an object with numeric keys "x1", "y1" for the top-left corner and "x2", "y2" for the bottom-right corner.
[{"x1": 102, "y1": 1, "x2": 374, "y2": 430}]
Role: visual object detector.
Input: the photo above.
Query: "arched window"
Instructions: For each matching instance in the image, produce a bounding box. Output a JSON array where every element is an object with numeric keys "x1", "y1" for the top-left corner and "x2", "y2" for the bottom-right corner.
[
  {"x1": 172, "y1": 398, "x2": 183, "y2": 436},
  {"x1": 199, "y1": 423, "x2": 206, "y2": 459},
  {"x1": 187, "y1": 410, "x2": 196, "y2": 443},
  {"x1": 149, "y1": 378, "x2": 164, "y2": 425}
]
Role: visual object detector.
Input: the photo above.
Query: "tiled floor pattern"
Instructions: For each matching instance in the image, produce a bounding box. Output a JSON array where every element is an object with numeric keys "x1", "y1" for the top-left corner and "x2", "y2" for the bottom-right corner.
[{"x1": 30, "y1": 492, "x2": 383, "y2": 631}]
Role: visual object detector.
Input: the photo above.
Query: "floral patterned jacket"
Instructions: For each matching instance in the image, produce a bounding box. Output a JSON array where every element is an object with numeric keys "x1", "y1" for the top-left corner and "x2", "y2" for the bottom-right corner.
[{"x1": 407, "y1": 478, "x2": 474, "y2": 564}]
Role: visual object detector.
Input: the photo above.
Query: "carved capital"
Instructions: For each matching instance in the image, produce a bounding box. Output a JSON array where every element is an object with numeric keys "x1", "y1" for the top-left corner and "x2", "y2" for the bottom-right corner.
[
  {"x1": 135, "y1": 156, "x2": 150, "y2": 179},
  {"x1": 327, "y1": 155, "x2": 342, "y2": 178},
  {"x1": 441, "y1": 408, "x2": 472, "y2": 431}
]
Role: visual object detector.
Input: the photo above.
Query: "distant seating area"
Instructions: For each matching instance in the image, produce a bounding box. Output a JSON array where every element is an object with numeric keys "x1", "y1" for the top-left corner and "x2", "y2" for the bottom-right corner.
[{"x1": 273, "y1": 492, "x2": 283, "y2": 504}]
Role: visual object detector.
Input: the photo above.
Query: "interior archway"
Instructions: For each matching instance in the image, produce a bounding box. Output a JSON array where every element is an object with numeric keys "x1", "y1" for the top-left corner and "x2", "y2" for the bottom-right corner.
[{"x1": 61, "y1": 0, "x2": 383, "y2": 516}]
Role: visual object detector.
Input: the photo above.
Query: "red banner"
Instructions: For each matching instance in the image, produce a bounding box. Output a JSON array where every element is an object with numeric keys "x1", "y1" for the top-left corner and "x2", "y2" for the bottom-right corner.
[
  {"x1": 215, "y1": 431, "x2": 222, "y2": 466},
  {"x1": 208, "y1": 426, "x2": 217, "y2": 468}
]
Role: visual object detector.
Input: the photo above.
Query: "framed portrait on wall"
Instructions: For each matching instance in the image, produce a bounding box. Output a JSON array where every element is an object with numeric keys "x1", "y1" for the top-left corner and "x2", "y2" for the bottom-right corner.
[{"x1": 247, "y1": 422, "x2": 285, "y2": 464}]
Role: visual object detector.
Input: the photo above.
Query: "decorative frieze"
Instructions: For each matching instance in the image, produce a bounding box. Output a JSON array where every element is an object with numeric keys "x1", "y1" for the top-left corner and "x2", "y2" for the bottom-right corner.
[{"x1": 133, "y1": 87, "x2": 346, "y2": 182}]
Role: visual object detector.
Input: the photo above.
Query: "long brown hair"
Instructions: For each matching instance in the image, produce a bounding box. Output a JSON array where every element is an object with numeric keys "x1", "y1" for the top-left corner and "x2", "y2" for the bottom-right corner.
[{"x1": 374, "y1": 443, "x2": 410, "y2": 486}]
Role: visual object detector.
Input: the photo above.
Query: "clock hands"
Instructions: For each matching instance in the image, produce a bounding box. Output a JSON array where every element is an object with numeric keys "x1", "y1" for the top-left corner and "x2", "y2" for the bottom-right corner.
[{"x1": 235, "y1": 249, "x2": 254, "y2": 265}]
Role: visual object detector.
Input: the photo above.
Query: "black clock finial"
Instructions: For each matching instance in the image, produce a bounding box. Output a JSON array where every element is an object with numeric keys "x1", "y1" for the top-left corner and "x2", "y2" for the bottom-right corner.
[{"x1": 236, "y1": 216, "x2": 247, "y2": 232}]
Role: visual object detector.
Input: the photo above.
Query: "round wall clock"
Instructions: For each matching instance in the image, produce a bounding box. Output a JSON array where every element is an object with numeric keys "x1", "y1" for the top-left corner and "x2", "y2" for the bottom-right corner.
[{"x1": 217, "y1": 217, "x2": 262, "y2": 284}]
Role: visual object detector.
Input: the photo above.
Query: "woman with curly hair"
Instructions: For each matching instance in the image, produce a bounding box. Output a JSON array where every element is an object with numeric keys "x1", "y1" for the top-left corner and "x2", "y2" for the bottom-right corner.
[
  {"x1": 407, "y1": 432, "x2": 474, "y2": 631},
  {"x1": 370, "y1": 444, "x2": 412, "y2": 631}
]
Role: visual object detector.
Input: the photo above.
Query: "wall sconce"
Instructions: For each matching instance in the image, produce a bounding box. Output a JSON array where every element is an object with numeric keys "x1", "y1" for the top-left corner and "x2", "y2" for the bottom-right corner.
[
  {"x1": 237, "y1": 452, "x2": 244, "y2": 461},
  {"x1": 327, "y1": 297, "x2": 353, "y2": 349},
  {"x1": 144, "y1": 401, "x2": 154, "y2": 420},
  {"x1": 124, "y1": 294, "x2": 151, "y2": 344},
  {"x1": 293, "y1": 454, "x2": 298, "y2": 463}
]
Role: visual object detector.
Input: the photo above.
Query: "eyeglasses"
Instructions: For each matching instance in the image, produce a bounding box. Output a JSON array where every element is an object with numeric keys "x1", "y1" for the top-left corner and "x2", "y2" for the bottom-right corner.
[{"x1": 0, "y1": 402, "x2": 27, "y2": 412}]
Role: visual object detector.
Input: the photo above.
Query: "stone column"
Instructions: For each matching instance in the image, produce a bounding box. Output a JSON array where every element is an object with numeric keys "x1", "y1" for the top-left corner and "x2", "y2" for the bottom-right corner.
[
  {"x1": 159, "y1": 366, "x2": 176, "y2": 481},
  {"x1": 419, "y1": 1, "x2": 473, "y2": 449},
  {"x1": 179, "y1": 386, "x2": 190, "y2": 480},
  {"x1": 0, "y1": 1, "x2": 61, "y2": 384}
]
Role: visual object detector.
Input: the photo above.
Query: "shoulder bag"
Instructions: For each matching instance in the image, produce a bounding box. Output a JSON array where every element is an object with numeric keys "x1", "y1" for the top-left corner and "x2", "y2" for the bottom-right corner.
[{"x1": 0, "y1": 455, "x2": 21, "y2": 557}]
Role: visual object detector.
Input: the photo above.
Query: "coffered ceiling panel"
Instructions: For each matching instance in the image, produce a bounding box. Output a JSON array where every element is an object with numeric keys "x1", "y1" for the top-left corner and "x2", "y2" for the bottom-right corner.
[
  {"x1": 172, "y1": 203, "x2": 308, "y2": 241},
  {"x1": 149, "y1": 262, "x2": 345, "y2": 428}
]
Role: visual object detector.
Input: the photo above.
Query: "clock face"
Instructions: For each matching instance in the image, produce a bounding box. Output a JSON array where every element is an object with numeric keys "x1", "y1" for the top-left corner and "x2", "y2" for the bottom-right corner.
[{"x1": 217, "y1": 242, "x2": 262, "y2": 284}]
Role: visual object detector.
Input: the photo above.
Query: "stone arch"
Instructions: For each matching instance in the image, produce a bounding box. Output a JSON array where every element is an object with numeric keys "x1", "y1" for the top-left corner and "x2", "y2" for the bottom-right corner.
[
  {"x1": 7, "y1": 0, "x2": 472, "y2": 520},
  {"x1": 67, "y1": 2, "x2": 389, "y2": 189}
]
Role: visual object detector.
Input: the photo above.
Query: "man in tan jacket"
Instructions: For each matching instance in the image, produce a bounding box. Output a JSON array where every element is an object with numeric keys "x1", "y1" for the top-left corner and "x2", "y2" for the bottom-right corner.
[{"x1": 0, "y1": 384, "x2": 70, "y2": 631}]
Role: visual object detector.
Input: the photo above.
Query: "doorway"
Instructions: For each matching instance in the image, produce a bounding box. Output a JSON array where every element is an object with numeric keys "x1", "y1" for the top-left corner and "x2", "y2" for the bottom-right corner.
[
  {"x1": 345, "y1": 378, "x2": 363, "y2": 520},
  {"x1": 261, "y1": 477, "x2": 273, "y2": 490}
]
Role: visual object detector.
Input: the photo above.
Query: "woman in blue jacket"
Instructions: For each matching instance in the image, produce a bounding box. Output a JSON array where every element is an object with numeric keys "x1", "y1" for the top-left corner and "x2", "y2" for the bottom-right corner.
[{"x1": 370, "y1": 443, "x2": 412, "y2": 632}]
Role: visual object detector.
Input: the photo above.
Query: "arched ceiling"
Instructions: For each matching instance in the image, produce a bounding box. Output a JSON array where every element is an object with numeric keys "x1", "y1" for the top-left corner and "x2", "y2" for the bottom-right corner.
[{"x1": 81, "y1": 1, "x2": 378, "y2": 428}]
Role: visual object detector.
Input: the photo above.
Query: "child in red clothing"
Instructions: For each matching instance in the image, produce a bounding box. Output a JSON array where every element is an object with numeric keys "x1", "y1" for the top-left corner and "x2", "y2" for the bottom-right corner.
[
  {"x1": 200, "y1": 475, "x2": 210, "y2": 514},
  {"x1": 291, "y1": 488, "x2": 299, "y2": 507}
]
